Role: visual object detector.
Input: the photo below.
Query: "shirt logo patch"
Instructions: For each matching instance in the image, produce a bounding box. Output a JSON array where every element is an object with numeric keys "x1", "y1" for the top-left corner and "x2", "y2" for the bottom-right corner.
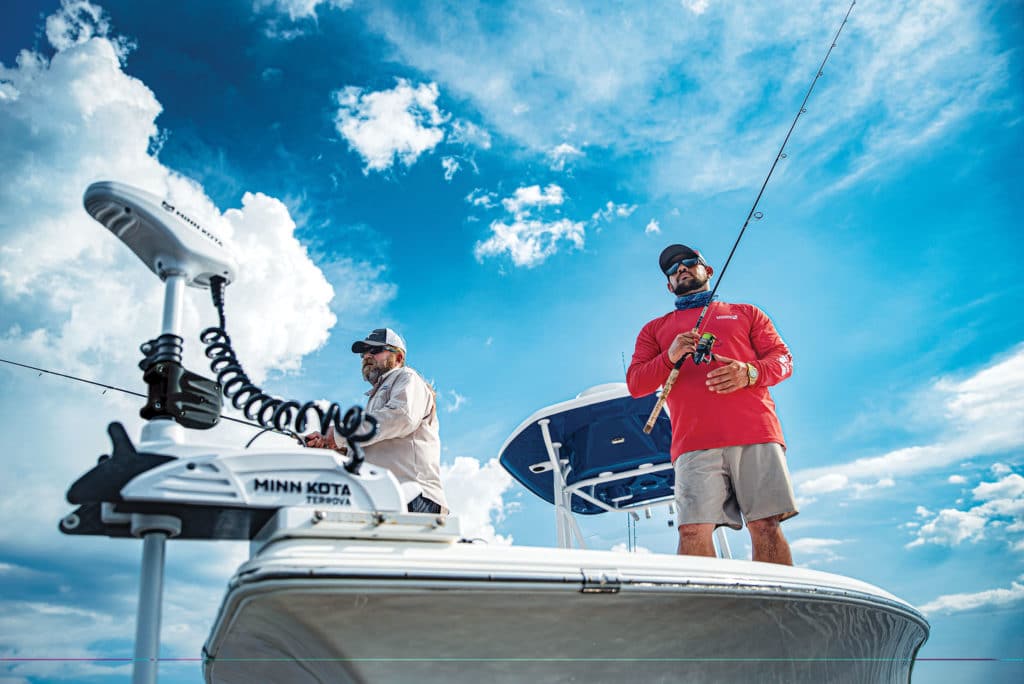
[{"x1": 715, "y1": 315, "x2": 738, "y2": 320}]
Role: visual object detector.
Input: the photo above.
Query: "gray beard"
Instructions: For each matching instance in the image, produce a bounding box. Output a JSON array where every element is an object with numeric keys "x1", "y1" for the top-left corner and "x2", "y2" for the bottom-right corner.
[{"x1": 362, "y1": 365, "x2": 384, "y2": 384}]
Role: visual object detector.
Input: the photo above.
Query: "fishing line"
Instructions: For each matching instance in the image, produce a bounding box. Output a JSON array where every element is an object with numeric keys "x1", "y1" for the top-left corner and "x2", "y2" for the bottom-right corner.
[
  {"x1": 0, "y1": 356, "x2": 297, "y2": 441},
  {"x1": 643, "y1": 0, "x2": 856, "y2": 433},
  {"x1": 696, "y1": 0, "x2": 856, "y2": 332}
]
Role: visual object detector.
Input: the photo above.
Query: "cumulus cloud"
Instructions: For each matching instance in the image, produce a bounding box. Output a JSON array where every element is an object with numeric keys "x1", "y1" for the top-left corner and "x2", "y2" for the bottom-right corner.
[
  {"x1": 948, "y1": 474, "x2": 967, "y2": 484},
  {"x1": 442, "y1": 457, "x2": 514, "y2": 544},
  {"x1": 919, "y1": 577, "x2": 1024, "y2": 615},
  {"x1": 501, "y1": 183, "x2": 565, "y2": 219},
  {"x1": 441, "y1": 156, "x2": 460, "y2": 181},
  {"x1": 907, "y1": 472, "x2": 1024, "y2": 550},
  {"x1": 333, "y1": 79, "x2": 448, "y2": 174},
  {"x1": 474, "y1": 217, "x2": 585, "y2": 268},
  {"x1": 44, "y1": 0, "x2": 133, "y2": 60},
  {"x1": 591, "y1": 201, "x2": 637, "y2": 223},
  {"x1": 645, "y1": 219, "x2": 661, "y2": 234},
  {"x1": 473, "y1": 184, "x2": 586, "y2": 267}
]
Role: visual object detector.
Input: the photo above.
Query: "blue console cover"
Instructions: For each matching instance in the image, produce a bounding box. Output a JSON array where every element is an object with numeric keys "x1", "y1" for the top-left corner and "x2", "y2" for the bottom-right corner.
[{"x1": 498, "y1": 387, "x2": 674, "y2": 515}]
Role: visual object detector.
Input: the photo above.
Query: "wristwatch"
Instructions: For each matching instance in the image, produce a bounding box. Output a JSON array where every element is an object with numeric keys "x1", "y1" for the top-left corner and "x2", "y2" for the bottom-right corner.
[{"x1": 745, "y1": 363, "x2": 759, "y2": 387}]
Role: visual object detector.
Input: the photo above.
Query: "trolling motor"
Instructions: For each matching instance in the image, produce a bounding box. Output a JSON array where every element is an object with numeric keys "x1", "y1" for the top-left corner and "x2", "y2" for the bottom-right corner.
[
  {"x1": 62, "y1": 180, "x2": 450, "y2": 684},
  {"x1": 85, "y1": 182, "x2": 229, "y2": 431}
]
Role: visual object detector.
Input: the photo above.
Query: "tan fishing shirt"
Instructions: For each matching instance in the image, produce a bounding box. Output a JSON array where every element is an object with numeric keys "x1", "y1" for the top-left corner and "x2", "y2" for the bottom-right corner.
[{"x1": 356, "y1": 365, "x2": 447, "y2": 509}]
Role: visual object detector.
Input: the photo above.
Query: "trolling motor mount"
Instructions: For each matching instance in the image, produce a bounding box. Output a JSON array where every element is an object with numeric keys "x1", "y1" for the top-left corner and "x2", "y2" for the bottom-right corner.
[{"x1": 138, "y1": 335, "x2": 222, "y2": 429}]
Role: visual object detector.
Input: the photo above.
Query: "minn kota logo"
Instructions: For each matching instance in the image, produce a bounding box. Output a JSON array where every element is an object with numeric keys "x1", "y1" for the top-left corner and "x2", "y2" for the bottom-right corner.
[{"x1": 253, "y1": 478, "x2": 352, "y2": 506}]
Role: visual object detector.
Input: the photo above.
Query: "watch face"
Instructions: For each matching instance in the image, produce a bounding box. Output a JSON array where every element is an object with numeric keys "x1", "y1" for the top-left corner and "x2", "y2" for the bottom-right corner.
[{"x1": 748, "y1": 364, "x2": 759, "y2": 380}]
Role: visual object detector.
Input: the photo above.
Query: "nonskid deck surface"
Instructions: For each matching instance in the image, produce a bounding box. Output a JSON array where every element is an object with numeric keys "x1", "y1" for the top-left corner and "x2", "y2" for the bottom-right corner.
[{"x1": 204, "y1": 542, "x2": 928, "y2": 684}]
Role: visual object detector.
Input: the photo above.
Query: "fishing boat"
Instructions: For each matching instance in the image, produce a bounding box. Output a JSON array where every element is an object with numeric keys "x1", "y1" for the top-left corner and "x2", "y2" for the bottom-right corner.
[{"x1": 60, "y1": 180, "x2": 929, "y2": 684}]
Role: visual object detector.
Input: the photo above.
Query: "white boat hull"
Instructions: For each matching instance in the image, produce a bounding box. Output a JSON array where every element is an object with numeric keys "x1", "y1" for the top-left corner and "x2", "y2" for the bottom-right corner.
[{"x1": 204, "y1": 540, "x2": 927, "y2": 683}]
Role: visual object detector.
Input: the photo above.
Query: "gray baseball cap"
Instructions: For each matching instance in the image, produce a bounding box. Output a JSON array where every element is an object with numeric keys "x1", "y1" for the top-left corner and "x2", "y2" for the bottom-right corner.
[{"x1": 351, "y1": 328, "x2": 407, "y2": 354}]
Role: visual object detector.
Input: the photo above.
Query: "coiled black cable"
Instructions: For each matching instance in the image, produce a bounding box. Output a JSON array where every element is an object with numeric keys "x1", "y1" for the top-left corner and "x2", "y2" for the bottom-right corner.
[{"x1": 200, "y1": 276, "x2": 376, "y2": 472}]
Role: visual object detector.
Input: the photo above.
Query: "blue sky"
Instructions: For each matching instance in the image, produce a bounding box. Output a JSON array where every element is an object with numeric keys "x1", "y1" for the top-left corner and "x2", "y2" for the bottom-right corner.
[{"x1": 0, "y1": 0, "x2": 1022, "y2": 682}]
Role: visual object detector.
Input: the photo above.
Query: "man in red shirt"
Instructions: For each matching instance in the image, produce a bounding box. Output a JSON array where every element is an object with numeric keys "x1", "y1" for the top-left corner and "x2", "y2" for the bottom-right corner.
[{"x1": 626, "y1": 244, "x2": 798, "y2": 565}]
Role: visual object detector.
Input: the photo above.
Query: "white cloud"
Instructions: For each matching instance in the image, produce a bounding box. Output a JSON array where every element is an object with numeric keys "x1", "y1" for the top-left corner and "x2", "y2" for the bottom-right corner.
[
  {"x1": 318, "y1": 256, "x2": 398, "y2": 330},
  {"x1": 474, "y1": 217, "x2": 585, "y2": 268},
  {"x1": 473, "y1": 184, "x2": 585, "y2": 267},
  {"x1": 441, "y1": 456, "x2": 514, "y2": 545},
  {"x1": 800, "y1": 473, "x2": 848, "y2": 495},
  {"x1": 501, "y1": 183, "x2": 565, "y2": 219},
  {"x1": 466, "y1": 188, "x2": 498, "y2": 208},
  {"x1": 907, "y1": 508, "x2": 989, "y2": 548},
  {"x1": 448, "y1": 119, "x2": 492, "y2": 150},
  {"x1": 442, "y1": 156, "x2": 460, "y2": 181},
  {"x1": 609, "y1": 543, "x2": 651, "y2": 554},
  {"x1": 645, "y1": 219, "x2": 661, "y2": 235},
  {"x1": 364, "y1": 1, "x2": 1013, "y2": 198},
  {"x1": 795, "y1": 345, "x2": 1024, "y2": 492},
  {"x1": 333, "y1": 79, "x2": 448, "y2": 174},
  {"x1": 445, "y1": 389, "x2": 467, "y2": 413},
  {"x1": 790, "y1": 537, "x2": 844, "y2": 565},
  {"x1": 974, "y1": 473, "x2": 1024, "y2": 501},
  {"x1": 0, "y1": 599, "x2": 134, "y2": 680},
  {"x1": 45, "y1": 0, "x2": 131, "y2": 60},
  {"x1": 907, "y1": 472, "x2": 1024, "y2": 550},
  {"x1": 548, "y1": 142, "x2": 583, "y2": 171},
  {"x1": 919, "y1": 577, "x2": 1024, "y2": 615},
  {"x1": 218, "y1": 192, "x2": 337, "y2": 380},
  {"x1": 682, "y1": 0, "x2": 711, "y2": 15},
  {"x1": 992, "y1": 462, "x2": 1012, "y2": 475},
  {"x1": 255, "y1": 0, "x2": 353, "y2": 21},
  {"x1": 948, "y1": 474, "x2": 967, "y2": 484},
  {"x1": 591, "y1": 201, "x2": 637, "y2": 223}
]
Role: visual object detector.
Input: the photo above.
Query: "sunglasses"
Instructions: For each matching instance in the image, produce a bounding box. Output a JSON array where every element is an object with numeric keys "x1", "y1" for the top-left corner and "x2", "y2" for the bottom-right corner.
[
  {"x1": 664, "y1": 257, "x2": 702, "y2": 276},
  {"x1": 364, "y1": 345, "x2": 397, "y2": 355}
]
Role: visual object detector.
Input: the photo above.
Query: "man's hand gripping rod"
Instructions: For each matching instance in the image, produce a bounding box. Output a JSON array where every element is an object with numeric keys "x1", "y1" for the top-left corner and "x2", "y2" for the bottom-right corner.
[
  {"x1": 643, "y1": 332, "x2": 716, "y2": 433},
  {"x1": 640, "y1": 1, "x2": 856, "y2": 435}
]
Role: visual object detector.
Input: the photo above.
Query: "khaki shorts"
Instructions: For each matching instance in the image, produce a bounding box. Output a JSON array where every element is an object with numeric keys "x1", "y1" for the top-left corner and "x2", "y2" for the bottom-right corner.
[{"x1": 673, "y1": 443, "x2": 798, "y2": 530}]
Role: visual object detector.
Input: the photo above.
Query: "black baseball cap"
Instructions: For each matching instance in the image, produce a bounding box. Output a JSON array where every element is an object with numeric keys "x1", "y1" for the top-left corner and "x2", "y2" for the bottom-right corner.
[{"x1": 658, "y1": 244, "x2": 707, "y2": 274}]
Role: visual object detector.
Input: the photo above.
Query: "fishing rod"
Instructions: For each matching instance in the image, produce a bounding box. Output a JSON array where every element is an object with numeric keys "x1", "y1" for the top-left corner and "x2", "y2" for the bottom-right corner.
[{"x1": 643, "y1": 0, "x2": 856, "y2": 434}]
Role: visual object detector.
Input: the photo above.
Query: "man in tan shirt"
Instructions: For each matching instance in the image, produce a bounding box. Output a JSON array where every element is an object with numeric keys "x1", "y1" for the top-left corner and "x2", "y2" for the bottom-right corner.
[{"x1": 305, "y1": 328, "x2": 448, "y2": 514}]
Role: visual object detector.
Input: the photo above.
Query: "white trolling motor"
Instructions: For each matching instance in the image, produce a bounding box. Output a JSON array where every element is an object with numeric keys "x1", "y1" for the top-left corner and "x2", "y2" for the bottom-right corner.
[{"x1": 61, "y1": 181, "x2": 460, "y2": 684}]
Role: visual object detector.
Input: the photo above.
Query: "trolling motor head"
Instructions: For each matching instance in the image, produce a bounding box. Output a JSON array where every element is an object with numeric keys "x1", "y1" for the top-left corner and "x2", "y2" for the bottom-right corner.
[
  {"x1": 83, "y1": 180, "x2": 237, "y2": 288},
  {"x1": 83, "y1": 180, "x2": 236, "y2": 435}
]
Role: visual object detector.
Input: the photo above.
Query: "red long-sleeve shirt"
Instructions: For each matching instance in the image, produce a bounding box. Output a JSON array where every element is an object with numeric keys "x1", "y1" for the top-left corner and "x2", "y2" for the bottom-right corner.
[{"x1": 626, "y1": 302, "x2": 793, "y2": 461}]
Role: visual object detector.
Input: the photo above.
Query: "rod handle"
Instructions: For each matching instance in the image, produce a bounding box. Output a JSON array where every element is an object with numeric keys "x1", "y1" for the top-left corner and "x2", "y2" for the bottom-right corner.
[{"x1": 642, "y1": 366, "x2": 681, "y2": 434}]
